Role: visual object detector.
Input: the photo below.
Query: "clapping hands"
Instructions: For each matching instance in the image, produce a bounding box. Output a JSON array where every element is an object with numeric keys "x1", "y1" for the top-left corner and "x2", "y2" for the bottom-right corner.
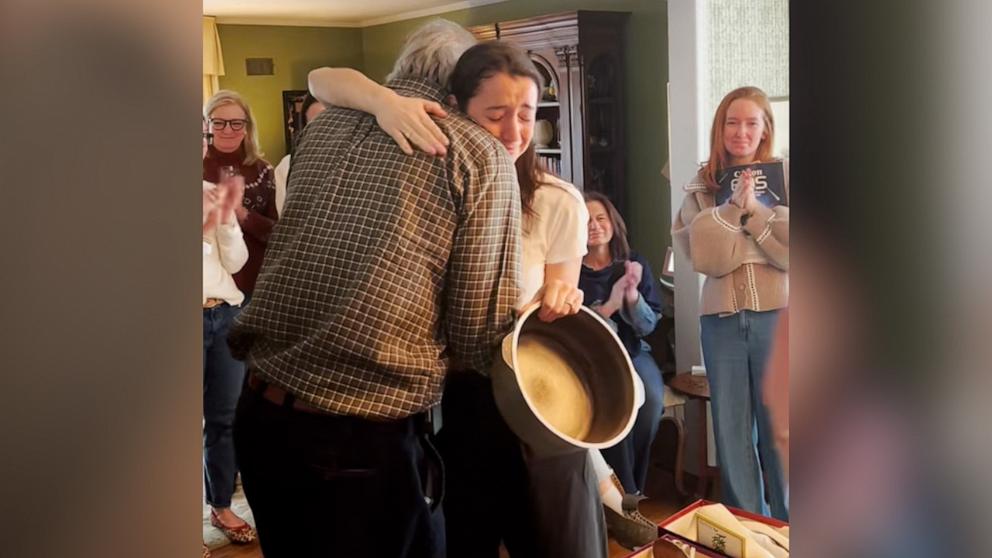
[
  {"x1": 731, "y1": 168, "x2": 760, "y2": 213},
  {"x1": 602, "y1": 260, "x2": 642, "y2": 317},
  {"x1": 622, "y1": 260, "x2": 642, "y2": 305},
  {"x1": 203, "y1": 177, "x2": 245, "y2": 235}
]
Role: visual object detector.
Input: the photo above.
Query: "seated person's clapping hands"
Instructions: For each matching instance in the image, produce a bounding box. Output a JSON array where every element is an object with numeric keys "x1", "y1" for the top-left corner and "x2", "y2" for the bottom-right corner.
[{"x1": 593, "y1": 260, "x2": 643, "y2": 320}]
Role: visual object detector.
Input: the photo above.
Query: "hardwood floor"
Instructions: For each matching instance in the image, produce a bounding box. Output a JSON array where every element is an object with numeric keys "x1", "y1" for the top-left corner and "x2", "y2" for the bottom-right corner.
[
  {"x1": 208, "y1": 488, "x2": 684, "y2": 558},
  {"x1": 209, "y1": 541, "x2": 258, "y2": 558}
]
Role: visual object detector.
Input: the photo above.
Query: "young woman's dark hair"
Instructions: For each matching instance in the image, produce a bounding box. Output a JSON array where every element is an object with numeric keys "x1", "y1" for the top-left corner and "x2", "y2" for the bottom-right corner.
[
  {"x1": 584, "y1": 191, "x2": 630, "y2": 261},
  {"x1": 449, "y1": 41, "x2": 545, "y2": 218}
]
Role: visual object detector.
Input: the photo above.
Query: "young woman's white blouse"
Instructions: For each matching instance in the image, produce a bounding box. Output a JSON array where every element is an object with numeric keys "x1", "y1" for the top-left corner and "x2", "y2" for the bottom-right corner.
[{"x1": 517, "y1": 174, "x2": 589, "y2": 309}]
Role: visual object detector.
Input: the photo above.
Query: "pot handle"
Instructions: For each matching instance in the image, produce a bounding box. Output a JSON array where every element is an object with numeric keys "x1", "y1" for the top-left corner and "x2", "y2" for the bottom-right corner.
[{"x1": 501, "y1": 332, "x2": 515, "y2": 367}]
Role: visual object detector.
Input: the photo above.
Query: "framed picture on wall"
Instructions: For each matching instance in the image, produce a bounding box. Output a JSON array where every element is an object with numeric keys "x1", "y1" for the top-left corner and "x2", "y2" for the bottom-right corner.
[{"x1": 281, "y1": 90, "x2": 308, "y2": 155}]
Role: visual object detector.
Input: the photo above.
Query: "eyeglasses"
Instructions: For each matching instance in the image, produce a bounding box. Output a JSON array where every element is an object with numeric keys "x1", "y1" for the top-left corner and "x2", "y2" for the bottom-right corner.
[
  {"x1": 202, "y1": 131, "x2": 214, "y2": 146},
  {"x1": 209, "y1": 118, "x2": 248, "y2": 131}
]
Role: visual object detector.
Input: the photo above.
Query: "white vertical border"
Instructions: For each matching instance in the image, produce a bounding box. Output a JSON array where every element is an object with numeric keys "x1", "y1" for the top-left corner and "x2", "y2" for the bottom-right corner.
[
  {"x1": 668, "y1": 0, "x2": 720, "y2": 471},
  {"x1": 668, "y1": 0, "x2": 709, "y2": 373},
  {"x1": 769, "y1": 97, "x2": 790, "y2": 159}
]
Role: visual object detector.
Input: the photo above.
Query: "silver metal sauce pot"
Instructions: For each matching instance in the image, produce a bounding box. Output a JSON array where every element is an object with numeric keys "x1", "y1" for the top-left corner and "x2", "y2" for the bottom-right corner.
[{"x1": 490, "y1": 304, "x2": 638, "y2": 457}]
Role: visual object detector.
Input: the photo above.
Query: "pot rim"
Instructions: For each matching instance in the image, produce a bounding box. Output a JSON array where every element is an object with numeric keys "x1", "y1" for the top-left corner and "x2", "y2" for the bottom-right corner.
[{"x1": 506, "y1": 304, "x2": 639, "y2": 448}]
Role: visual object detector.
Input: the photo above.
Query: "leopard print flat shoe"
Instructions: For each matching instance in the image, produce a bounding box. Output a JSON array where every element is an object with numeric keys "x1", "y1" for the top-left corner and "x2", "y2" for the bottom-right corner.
[{"x1": 210, "y1": 509, "x2": 257, "y2": 544}]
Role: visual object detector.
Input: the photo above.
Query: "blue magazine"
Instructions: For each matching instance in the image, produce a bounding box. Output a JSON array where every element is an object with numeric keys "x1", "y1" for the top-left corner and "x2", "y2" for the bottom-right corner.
[{"x1": 715, "y1": 161, "x2": 787, "y2": 208}]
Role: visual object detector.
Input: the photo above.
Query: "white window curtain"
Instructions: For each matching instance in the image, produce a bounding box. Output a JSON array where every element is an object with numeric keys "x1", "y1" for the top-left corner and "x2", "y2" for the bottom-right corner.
[{"x1": 203, "y1": 16, "x2": 225, "y2": 103}]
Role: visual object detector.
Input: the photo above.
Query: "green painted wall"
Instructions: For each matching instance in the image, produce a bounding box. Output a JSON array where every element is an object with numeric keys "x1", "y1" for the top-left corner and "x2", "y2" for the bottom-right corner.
[
  {"x1": 212, "y1": 4, "x2": 670, "y2": 272},
  {"x1": 216, "y1": 25, "x2": 363, "y2": 163},
  {"x1": 361, "y1": 1, "x2": 671, "y2": 273}
]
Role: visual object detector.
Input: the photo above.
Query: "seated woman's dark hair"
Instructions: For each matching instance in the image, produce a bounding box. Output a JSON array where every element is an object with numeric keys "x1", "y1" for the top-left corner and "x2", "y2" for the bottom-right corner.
[{"x1": 584, "y1": 191, "x2": 630, "y2": 261}]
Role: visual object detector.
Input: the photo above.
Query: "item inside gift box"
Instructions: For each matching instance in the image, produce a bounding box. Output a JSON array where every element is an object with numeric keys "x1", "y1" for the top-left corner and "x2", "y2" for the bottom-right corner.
[
  {"x1": 622, "y1": 500, "x2": 791, "y2": 558},
  {"x1": 661, "y1": 500, "x2": 789, "y2": 558}
]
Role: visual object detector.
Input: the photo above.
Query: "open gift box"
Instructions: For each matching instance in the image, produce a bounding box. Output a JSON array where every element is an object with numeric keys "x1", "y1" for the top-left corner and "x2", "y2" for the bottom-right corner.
[{"x1": 623, "y1": 499, "x2": 789, "y2": 558}]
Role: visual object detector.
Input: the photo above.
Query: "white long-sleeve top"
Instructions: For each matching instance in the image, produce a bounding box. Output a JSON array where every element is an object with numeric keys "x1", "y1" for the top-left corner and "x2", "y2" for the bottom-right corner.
[
  {"x1": 203, "y1": 181, "x2": 248, "y2": 306},
  {"x1": 274, "y1": 154, "x2": 290, "y2": 216}
]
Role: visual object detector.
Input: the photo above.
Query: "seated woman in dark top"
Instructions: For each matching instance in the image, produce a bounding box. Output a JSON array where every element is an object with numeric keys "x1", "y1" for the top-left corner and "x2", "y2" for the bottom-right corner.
[{"x1": 579, "y1": 191, "x2": 666, "y2": 498}]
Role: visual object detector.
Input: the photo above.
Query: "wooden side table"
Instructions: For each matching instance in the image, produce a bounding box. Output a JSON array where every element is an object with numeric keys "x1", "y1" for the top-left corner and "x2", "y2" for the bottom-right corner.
[{"x1": 667, "y1": 373, "x2": 720, "y2": 500}]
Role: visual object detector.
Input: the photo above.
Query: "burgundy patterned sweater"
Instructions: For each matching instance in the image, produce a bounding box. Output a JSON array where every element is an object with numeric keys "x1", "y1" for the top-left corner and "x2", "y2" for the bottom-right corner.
[{"x1": 203, "y1": 145, "x2": 278, "y2": 296}]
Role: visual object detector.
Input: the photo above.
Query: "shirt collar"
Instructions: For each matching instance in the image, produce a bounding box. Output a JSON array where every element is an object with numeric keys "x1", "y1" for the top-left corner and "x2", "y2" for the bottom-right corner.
[{"x1": 386, "y1": 77, "x2": 448, "y2": 104}]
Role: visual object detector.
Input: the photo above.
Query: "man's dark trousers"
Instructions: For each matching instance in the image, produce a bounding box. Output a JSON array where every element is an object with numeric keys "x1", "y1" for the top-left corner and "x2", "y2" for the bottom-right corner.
[{"x1": 234, "y1": 381, "x2": 445, "y2": 557}]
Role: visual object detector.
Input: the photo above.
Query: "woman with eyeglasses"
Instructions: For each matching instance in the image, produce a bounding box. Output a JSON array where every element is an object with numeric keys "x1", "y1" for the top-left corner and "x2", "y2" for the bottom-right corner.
[
  {"x1": 201, "y1": 117, "x2": 249, "y2": 558},
  {"x1": 201, "y1": 90, "x2": 275, "y2": 545},
  {"x1": 203, "y1": 90, "x2": 278, "y2": 302}
]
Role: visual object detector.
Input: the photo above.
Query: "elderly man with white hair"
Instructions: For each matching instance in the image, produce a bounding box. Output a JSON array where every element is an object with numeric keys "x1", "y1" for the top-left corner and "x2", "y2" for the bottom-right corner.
[{"x1": 227, "y1": 19, "x2": 522, "y2": 557}]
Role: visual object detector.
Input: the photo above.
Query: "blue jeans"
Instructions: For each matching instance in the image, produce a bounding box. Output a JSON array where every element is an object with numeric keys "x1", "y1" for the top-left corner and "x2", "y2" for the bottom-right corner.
[
  {"x1": 203, "y1": 303, "x2": 246, "y2": 508},
  {"x1": 700, "y1": 310, "x2": 788, "y2": 520},
  {"x1": 601, "y1": 350, "x2": 665, "y2": 494}
]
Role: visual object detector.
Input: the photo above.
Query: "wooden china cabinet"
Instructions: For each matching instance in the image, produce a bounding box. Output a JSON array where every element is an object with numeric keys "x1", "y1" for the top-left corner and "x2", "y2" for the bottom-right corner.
[{"x1": 469, "y1": 11, "x2": 630, "y2": 213}]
